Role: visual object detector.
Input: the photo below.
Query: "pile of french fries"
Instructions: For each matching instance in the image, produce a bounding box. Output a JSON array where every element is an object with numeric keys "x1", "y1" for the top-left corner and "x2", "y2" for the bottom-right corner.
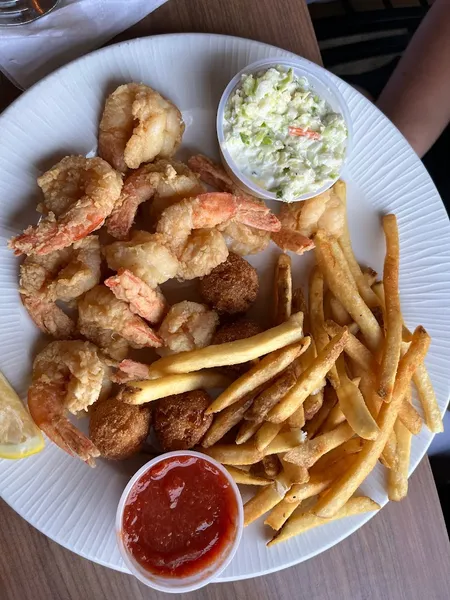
[{"x1": 120, "y1": 181, "x2": 443, "y2": 546}]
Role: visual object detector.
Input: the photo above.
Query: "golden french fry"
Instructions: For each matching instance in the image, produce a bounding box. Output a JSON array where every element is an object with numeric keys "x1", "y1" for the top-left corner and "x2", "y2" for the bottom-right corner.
[
  {"x1": 336, "y1": 180, "x2": 380, "y2": 310},
  {"x1": 362, "y1": 267, "x2": 378, "y2": 287},
  {"x1": 304, "y1": 386, "x2": 338, "y2": 438},
  {"x1": 381, "y1": 431, "x2": 397, "y2": 469},
  {"x1": 374, "y1": 281, "x2": 440, "y2": 432},
  {"x1": 268, "y1": 496, "x2": 380, "y2": 546},
  {"x1": 284, "y1": 422, "x2": 354, "y2": 468},
  {"x1": 286, "y1": 454, "x2": 359, "y2": 503},
  {"x1": 303, "y1": 389, "x2": 324, "y2": 421},
  {"x1": 388, "y1": 387, "x2": 413, "y2": 501},
  {"x1": 119, "y1": 370, "x2": 230, "y2": 404},
  {"x1": 345, "y1": 340, "x2": 420, "y2": 435},
  {"x1": 335, "y1": 354, "x2": 379, "y2": 440},
  {"x1": 311, "y1": 438, "x2": 363, "y2": 474},
  {"x1": 293, "y1": 347, "x2": 326, "y2": 424},
  {"x1": 206, "y1": 339, "x2": 310, "y2": 414},
  {"x1": 352, "y1": 376, "x2": 361, "y2": 388},
  {"x1": 244, "y1": 367, "x2": 297, "y2": 423},
  {"x1": 398, "y1": 400, "x2": 422, "y2": 435},
  {"x1": 280, "y1": 454, "x2": 309, "y2": 484},
  {"x1": 267, "y1": 329, "x2": 349, "y2": 424},
  {"x1": 309, "y1": 267, "x2": 329, "y2": 352},
  {"x1": 287, "y1": 404, "x2": 306, "y2": 429},
  {"x1": 313, "y1": 326, "x2": 430, "y2": 518},
  {"x1": 319, "y1": 404, "x2": 346, "y2": 434},
  {"x1": 236, "y1": 419, "x2": 261, "y2": 445},
  {"x1": 292, "y1": 287, "x2": 308, "y2": 330},
  {"x1": 262, "y1": 455, "x2": 282, "y2": 478},
  {"x1": 244, "y1": 483, "x2": 285, "y2": 526},
  {"x1": 413, "y1": 363, "x2": 443, "y2": 433},
  {"x1": 310, "y1": 267, "x2": 339, "y2": 388},
  {"x1": 378, "y1": 215, "x2": 402, "y2": 401},
  {"x1": 315, "y1": 230, "x2": 382, "y2": 352},
  {"x1": 349, "y1": 362, "x2": 382, "y2": 420},
  {"x1": 254, "y1": 422, "x2": 283, "y2": 451},
  {"x1": 349, "y1": 365, "x2": 398, "y2": 470},
  {"x1": 263, "y1": 430, "x2": 306, "y2": 456},
  {"x1": 203, "y1": 442, "x2": 262, "y2": 465},
  {"x1": 264, "y1": 496, "x2": 300, "y2": 530},
  {"x1": 347, "y1": 322, "x2": 360, "y2": 336},
  {"x1": 225, "y1": 466, "x2": 271, "y2": 486},
  {"x1": 388, "y1": 420, "x2": 411, "y2": 500},
  {"x1": 324, "y1": 320, "x2": 378, "y2": 376},
  {"x1": 235, "y1": 464, "x2": 251, "y2": 473},
  {"x1": 274, "y1": 253, "x2": 292, "y2": 326},
  {"x1": 147, "y1": 312, "x2": 304, "y2": 377},
  {"x1": 329, "y1": 294, "x2": 352, "y2": 326},
  {"x1": 202, "y1": 393, "x2": 255, "y2": 449}
]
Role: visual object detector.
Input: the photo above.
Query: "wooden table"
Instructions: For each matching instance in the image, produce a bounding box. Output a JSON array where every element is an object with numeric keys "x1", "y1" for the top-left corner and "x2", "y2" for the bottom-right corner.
[{"x1": 1, "y1": 1, "x2": 450, "y2": 599}]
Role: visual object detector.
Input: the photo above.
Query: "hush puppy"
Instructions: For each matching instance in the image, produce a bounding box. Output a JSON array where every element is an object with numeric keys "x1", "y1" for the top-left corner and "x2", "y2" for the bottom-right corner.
[
  {"x1": 153, "y1": 390, "x2": 213, "y2": 451},
  {"x1": 199, "y1": 253, "x2": 259, "y2": 314},
  {"x1": 89, "y1": 397, "x2": 152, "y2": 460}
]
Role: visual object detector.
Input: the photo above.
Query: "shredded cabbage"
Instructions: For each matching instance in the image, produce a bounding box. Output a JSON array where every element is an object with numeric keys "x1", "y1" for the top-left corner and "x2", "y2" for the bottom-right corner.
[{"x1": 223, "y1": 66, "x2": 347, "y2": 201}]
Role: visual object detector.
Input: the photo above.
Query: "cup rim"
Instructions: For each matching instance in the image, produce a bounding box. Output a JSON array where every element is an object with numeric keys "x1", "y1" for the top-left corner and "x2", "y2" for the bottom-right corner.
[
  {"x1": 115, "y1": 450, "x2": 244, "y2": 593},
  {"x1": 216, "y1": 57, "x2": 352, "y2": 202}
]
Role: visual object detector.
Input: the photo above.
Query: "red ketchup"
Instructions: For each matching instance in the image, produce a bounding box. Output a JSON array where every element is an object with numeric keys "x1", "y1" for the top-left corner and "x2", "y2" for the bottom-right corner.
[{"x1": 122, "y1": 455, "x2": 239, "y2": 578}]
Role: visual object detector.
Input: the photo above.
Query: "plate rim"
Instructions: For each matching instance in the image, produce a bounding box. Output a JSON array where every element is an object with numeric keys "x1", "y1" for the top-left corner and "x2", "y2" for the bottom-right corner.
[{"x1": 0, "y1": 31, "x2": 449, "y2": 582}]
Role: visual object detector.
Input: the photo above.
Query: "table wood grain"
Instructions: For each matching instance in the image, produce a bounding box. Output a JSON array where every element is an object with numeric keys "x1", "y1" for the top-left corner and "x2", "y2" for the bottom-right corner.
[
  {"x1": 2, "y1": 459, "x2": 449, "y2": 600},
  {"x1": 1, "y1": 1, "x2": 450, "y2": 599}
]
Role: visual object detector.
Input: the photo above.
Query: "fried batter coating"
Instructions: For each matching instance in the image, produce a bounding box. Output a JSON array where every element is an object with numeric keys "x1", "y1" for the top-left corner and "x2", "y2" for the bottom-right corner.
[
  {"x1": 157, "y1": 301, "x2": 219, "y2": 356},
  {"x1": 98, "y1": 83, "x2": 184, "y2": 172},
  {"x1": 199, "y1": 252, "x2": 259, "y2": 314},
  {"x1": 153, "y1": 390, "x2": 213, "y2": 451},
  {"x1": 89, "y1": 397, "x2": 152, "y2": 460}
]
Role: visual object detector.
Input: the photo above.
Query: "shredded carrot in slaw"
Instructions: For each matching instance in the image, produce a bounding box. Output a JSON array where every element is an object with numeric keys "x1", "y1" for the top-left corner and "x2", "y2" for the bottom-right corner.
[{"x1": 288, "y1": 126, "x2": 321, "y2": 140}]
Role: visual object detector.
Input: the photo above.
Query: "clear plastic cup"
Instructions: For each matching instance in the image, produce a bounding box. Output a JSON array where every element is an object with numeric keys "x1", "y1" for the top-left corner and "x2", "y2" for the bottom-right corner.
[
  {"x1": 116, "y1": 450, "x2": 243, "y2": 593},
  {"x1": 216, "y1": 57, "x2": 352, "y2": 202}
]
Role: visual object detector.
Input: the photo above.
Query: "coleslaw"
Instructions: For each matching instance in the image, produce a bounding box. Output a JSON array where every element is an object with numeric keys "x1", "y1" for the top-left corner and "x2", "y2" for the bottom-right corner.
[{"x1": 222, "y1": 66, "x2": 348, "y2": 201}]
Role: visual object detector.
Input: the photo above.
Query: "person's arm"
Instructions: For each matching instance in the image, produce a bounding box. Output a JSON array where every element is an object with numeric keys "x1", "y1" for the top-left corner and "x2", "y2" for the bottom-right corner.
[{"x1": 377, "y1": 0, "x2": 450, "y2": 157}]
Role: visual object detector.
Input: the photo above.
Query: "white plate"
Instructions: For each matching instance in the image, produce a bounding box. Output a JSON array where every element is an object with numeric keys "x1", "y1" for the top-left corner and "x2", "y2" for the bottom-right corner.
[{"x1": 1, "y1": 34, "x2": 450, "y2": 582}]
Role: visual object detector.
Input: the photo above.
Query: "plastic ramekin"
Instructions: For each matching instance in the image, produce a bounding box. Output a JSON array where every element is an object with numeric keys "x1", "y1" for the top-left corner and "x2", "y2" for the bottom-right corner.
[
  {"x1": 216, "y1": 57, "x2": 353, "y2": 202},
  {"x1": 115, "y1": 450, "x2": 244, "y2": 593}
]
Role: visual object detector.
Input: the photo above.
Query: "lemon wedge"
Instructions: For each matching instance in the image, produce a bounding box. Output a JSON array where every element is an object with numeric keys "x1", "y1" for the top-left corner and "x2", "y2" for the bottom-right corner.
[{"x1": 0, "y1": 371, "x2": 44, "y2": 459}]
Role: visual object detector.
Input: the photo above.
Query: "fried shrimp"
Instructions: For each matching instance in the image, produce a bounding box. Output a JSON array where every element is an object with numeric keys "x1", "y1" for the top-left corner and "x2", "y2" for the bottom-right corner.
[
  {"x1": 20, "y1": 236, "x2": 102, "y2": 337},
  {"x1": 271, "y1": 189, "x2": 345, "y2": 255},
  {"x1": 157, "y1": 301, "x2": 219, "y2": 356},
  {"x1": 9, "y1": 156, "x2": 122, "y2": 256},
  {"x1": 21, "y1": 297, "x2": 76, "y2": 340},
  {"x1": 21, "y1": 236, "x2": 101, "y2": 302},
  {"x1": 104, "y1": 230, "x2": 179, "y2": 289},
  {"x1": 104, "y1": 269, "x2": 168, "y2": 324},
  {"x1": 98, "y1": 83, "x2": 184, "y2": 172},
  {"x1": 149, "y1": 160, "x2": 205, "y2": 223},
  {"x1": 28, "y1": 340, "x2": 106, "y2": 466},
  {"x1": 107, "y1": 160, "x2": 204, "y2": 240},
  {"x1": 278, "y1": 187, "x2": 345, "y2": 239},
  {"x1": 111, "y1": 359, "x2": 152, "y2": 383},
  {"x1": 188, "y1": 154, "x2": 271, "y2": 255},
  {"x1": 78, "y1": 286, "x2": 163, "y2": 353},
  {"x1": 156, "y1": 192, "x2": 280, "y2": 279}
]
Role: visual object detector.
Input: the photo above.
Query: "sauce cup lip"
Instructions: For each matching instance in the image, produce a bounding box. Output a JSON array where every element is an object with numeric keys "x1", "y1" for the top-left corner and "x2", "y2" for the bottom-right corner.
[
  {"x1": 115, "y1": 450, "x2": 244, "y2": 593},
  {"x1": 216, "y1": 57, "x2": 352, "y2": 203}
]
